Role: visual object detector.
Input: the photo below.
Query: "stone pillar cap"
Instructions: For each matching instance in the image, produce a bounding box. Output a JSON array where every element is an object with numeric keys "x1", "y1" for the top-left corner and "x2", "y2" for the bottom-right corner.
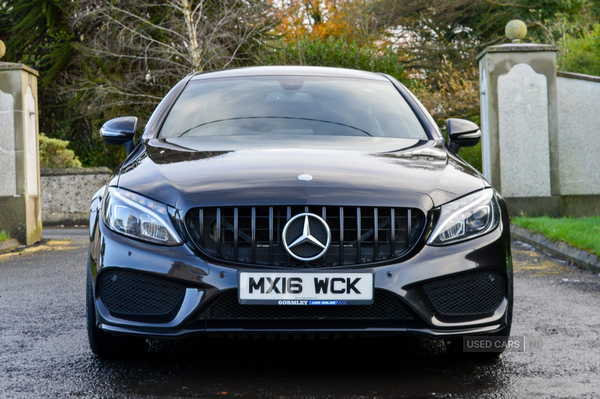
[
  {"x1": 477, "y1": 43, "x2": 559, "y2": 61},
  {"x1": 0, "y1": 62, "x2": 39, "y2": 76}
]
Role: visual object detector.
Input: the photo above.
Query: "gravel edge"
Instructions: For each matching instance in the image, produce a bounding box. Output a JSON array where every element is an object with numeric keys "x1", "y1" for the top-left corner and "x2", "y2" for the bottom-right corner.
[{"x1": 510, "y1": 224, "x2": 600, "y2": 274}]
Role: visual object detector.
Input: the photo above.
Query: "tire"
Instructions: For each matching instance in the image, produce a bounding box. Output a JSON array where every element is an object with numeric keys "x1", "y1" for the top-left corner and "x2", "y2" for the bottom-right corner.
[{"x1": 86, "y1": 262, "x2": 146, "y2": 358}]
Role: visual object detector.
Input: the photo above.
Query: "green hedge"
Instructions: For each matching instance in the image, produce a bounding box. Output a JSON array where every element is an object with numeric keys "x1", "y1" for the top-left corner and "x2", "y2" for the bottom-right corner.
[{"x1": 39, "y1": 134, "x2": 82, "y2": 169}]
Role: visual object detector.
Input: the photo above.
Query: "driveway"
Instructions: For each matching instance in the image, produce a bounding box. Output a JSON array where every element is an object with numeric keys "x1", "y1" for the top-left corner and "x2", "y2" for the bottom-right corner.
[{"x1": 1, "y1": 227, "x2": 599, "y2": 398}]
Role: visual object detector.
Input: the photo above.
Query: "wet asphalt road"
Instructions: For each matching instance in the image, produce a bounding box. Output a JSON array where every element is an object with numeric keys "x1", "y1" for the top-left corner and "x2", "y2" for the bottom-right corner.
[{"x1": 1, "y1": 227, "x2": 600, "y2": 398}]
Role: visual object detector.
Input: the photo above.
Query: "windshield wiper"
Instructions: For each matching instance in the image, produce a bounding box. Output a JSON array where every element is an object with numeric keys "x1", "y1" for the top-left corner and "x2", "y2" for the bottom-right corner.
[{"x1": 176, "y1": 116, "x2": 373, "y2": 137}]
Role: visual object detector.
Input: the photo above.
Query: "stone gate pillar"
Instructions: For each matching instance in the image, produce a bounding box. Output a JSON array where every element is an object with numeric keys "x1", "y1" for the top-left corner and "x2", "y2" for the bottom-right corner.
[
  {"x1": 478, "y1": 33, "x2": 560, "y2": 216},
  {"x1": 0, "y1": 57, "x2": 42, "y2": 245}
]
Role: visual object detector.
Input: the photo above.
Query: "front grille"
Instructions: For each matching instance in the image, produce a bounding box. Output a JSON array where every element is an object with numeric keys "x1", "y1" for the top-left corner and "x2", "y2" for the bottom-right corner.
[
  {"x1": 97, "y1": 270, "x2": 187, "y2": 322},
  {"x1": 423, "y1": 271, "x2": 506, "y2": 322},
  {"x1": 185, "y1": 206, "x2": 425, "y2": 267},
  {"x1": 199, "y1": 290, "x2": 413, "y2": 320}
]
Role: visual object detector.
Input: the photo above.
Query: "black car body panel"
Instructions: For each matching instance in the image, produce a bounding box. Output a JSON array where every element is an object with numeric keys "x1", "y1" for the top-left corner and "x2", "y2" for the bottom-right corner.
[
  {"x1": 117, "y1": 138, "x2": 484, "y2": 210},
  {"x1": 89, "y1": 66, "x2": 512, "y2": 346}
]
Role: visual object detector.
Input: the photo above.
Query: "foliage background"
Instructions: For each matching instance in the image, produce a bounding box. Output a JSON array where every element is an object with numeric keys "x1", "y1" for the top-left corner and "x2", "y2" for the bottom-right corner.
[
  {"x1": 39, "y1": 134, "x2": 82, "y2": 169},
  {"x1": 1, "y1": 0, "x2": 599, "y2": 171}
]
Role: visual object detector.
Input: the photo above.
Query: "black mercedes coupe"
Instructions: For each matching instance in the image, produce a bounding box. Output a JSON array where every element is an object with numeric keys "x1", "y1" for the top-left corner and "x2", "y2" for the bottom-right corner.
[{"x1": 87, "y1": 66, "x2": 513, "y2": 358}]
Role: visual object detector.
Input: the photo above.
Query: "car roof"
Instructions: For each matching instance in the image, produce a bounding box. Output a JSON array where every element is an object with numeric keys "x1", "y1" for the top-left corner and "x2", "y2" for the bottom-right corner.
[{"x1": 190, "y1": 66, "x2": 390, "y2": 82}]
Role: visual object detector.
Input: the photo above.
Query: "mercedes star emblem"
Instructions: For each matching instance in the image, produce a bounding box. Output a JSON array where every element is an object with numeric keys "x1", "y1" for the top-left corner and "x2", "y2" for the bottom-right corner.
[
  {"x1": 298, "y1": 174, "x2": 313, "y2": 181},
  {"x1": 282, "y1": 213, "x2": 331, "y2": 261}
]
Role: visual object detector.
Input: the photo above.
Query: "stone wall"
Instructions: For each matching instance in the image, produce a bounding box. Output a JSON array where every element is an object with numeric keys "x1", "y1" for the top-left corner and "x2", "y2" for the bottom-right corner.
[
  {"x1": 41, "y1": 167, "x2": 112, "y2": 225},
  {"x1": 557, "y1": 71, "x2": 600, "y2": 197}
]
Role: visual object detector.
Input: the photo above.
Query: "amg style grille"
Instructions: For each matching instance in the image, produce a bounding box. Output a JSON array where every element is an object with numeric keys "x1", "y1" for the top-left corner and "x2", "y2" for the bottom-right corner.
[
  {"x1": 97, "y1": 270, "x2": 186, "y2": 321},
  {"x1": 424, "y1": 271, "x2": 506, "y2": 322},
  {"x1": 199, "y1": 290, "x2": 413, "y2": 320},
  {"x1": 185, "y1": 206, "x2": 425, "y2": 267}
]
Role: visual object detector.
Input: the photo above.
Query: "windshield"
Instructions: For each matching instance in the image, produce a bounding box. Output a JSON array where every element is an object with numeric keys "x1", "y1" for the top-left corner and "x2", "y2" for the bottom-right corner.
[{"x1": 159, "y1": 76, "x2": 428, "y2": 140}]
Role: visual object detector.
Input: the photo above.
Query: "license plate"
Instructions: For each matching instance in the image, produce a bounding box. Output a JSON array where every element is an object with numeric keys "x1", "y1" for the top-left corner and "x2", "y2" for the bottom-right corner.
[{"x1": 238, "y1": 272, "x2": 374, "y2": 305}]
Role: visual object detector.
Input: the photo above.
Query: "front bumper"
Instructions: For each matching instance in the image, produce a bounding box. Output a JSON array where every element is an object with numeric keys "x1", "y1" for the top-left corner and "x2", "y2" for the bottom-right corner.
[{"x1": 89, "y1": 213, "x2": 512, "y2": 339}]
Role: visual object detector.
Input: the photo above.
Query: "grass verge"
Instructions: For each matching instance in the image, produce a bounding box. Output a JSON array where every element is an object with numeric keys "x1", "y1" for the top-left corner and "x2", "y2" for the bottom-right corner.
[
  {"x1": 512, "y1": 216, "x2": 600, "y2": 257},
  {"x1": 0, "y1": 230, "x2": 10, "y2": 242}
]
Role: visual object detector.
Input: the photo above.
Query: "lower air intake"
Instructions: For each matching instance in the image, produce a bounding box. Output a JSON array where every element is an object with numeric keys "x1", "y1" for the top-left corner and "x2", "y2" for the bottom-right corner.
[
  {"x1": 199, "y1": 289, "x2": 413, "y2": 320},
  {"x1": 97, "y1": 269, "x2": 186, "y2": 322},
  {"x1": 424, "y1": 271, "x2": 506, "y2": 322}
]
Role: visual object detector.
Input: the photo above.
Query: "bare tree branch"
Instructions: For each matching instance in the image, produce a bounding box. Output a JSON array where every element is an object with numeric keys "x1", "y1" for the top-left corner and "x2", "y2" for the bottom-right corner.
[{"x1": 69, "y1": 0, "x2": 279, "y2": 118}]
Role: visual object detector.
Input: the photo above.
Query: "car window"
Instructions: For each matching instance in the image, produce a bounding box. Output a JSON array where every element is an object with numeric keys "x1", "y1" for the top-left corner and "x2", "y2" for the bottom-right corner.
[{"x1": 159, "y1": 76, "x2": 428, "y2": 140}]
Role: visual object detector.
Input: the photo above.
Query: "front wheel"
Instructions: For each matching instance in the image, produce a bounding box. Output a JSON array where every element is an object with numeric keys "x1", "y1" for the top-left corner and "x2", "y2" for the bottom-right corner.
[{"x1": 86, "y1": 263, "x2": 146, "y2": 358}]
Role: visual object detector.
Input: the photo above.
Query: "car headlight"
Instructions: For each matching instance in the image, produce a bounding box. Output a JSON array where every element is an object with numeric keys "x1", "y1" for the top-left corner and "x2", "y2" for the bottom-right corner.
[
  {"x1": 103, "y1": 187, "x2": 182, "y2": 245},
  {"x1": 427, "y1": 189, "x2": 500, "y2": 245}
]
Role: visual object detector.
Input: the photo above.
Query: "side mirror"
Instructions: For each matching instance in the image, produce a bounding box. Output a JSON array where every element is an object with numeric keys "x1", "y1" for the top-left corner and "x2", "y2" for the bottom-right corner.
[
  {"x1": 100, "y1": 116, "x2": 137, "y2": 155},
  {"x1": 446, "y1": 118, "x2": 481, "y2": 153}
]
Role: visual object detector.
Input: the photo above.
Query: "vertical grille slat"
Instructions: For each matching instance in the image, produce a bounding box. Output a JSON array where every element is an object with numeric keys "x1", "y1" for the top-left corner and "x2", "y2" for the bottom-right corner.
[
  {"x1": 199, "y1": 209, "x2": 204, "y2": 247},
  {"x1": 322, "y1": 207, "x2": 327, "y2": 267},
  {"x1": 407, "y1": 209, "x2": 412, "y2": 247},
  {"x1": 251, "y1": 207, "x2": 256, "y2": 263},
  {"x1": 356, "y1": 207, "x2": 362, "y2": 264},
  {"x1": 390, "y1": 208, "x2": 395, "y2": 255},
  {"x1": 187, "y1": 206, "x2": 425, "y2": 268},
  {"x1": 233, "y1": 207, "x2": 239, "y2": 261},
  {"x1": 268, "y1": 207, "x2": 274, "y2": 265},
  {"x1": 373, "y1": 207, "x2": 379, "y2": 261},
  {"x1": 339, "y1": 207, "x2": 344, "y2": 265},
  {"x1": 216, "y1": 208, "x2": 222, "y2": 257}
]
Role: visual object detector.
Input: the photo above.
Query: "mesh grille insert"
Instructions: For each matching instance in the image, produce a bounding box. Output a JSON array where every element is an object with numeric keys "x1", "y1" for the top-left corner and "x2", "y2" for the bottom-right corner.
[
  {"x1": 423, "y1": 271, "x2": 506, "y2": 322},
  {"x1": 97, "y1": 270, "x2": 186, "y2": 320},
  {"x1": 199, "y1": 289, "x2": 413, "y2": 320}
]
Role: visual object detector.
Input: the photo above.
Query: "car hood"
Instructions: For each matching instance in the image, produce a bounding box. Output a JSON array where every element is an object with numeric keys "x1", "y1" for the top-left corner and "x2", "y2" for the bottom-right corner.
[{"x1": 117, "y1": 135, "x2": 486, "y2": 212}]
